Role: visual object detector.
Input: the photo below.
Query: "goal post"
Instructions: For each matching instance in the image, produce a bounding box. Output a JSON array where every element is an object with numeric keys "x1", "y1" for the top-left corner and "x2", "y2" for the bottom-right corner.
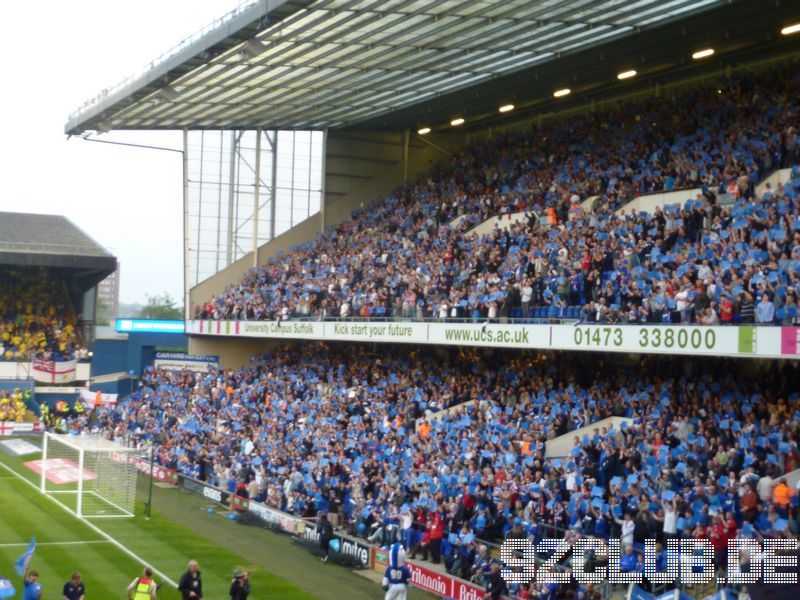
[{"x1": 41, "y1": 432, "x2": 138, "y2": 518}]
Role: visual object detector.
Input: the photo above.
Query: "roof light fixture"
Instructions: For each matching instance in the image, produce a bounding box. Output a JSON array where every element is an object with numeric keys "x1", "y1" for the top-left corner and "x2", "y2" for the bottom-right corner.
[
  {"x1": 692, "y1": 48, "x2": 715, "y2": 60},
  {"x1": 417, "y1": 127, "x2": 431, "y2": 135},
  {"x1": 617, "y1": 69, "x2": 637, "y2": 80},
  {"x1": 450, "y1": 117, "x2": 465, "y2": 126},
  {"x1": 553, "y1": 88, "x2": 571, "y2": 98},
  {"x1": 781, "y1": 23, "x2": 800, "y2": 36},
  {"x1": 498, "y1": 104, "x2": 515, "y2": 113}
]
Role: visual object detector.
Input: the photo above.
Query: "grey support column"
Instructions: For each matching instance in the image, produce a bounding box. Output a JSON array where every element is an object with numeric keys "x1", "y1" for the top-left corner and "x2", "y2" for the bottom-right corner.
[
  {"x1": 253, "y1": 129, "x2": 262, "y2": 268},
  {"x1": 226, "y1": 131, "x2": 238, "y2": 266},
  {"x1": 270, "y1": 130, "x2": 278, "y2": 240},
  {"x1": 182, "y1": 129, "x2": 191, "y2": 320},
  {"x1": 320, "y1": 129, "x2": 328, "y2": 231}
]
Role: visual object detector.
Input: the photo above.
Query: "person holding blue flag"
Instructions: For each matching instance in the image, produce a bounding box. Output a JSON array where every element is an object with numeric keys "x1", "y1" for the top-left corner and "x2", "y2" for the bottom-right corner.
[
  {"x1": 14, "y1": 537, "x2": 36, "y2": 578},
  {"x1": 22, "y1": 570, "x2": 41, "y2": 600},
  {"x1": 13, "y1": 537, "x2": 41, "y2": 600}
]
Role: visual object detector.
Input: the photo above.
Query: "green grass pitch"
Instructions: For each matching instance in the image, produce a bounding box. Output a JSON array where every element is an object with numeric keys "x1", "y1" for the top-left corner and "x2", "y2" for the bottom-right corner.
[{"x1": 0, "y1": 446, "x2": 433, "y2": 599}]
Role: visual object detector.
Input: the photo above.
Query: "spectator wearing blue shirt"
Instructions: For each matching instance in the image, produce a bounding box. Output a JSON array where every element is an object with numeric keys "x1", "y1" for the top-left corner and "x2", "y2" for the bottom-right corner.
[
  {"x1": 23, "y1": 570, "x2": 42, "y2": 600},
  {"x1": 619, "y1": 545, "x2": 638, "y2": 573},
  {"x1": 537, "y1": 580, "x2": 559, "y2": 600},
  {"x1": 756, "y1": 293, "x2": 775, "y2": 324}
]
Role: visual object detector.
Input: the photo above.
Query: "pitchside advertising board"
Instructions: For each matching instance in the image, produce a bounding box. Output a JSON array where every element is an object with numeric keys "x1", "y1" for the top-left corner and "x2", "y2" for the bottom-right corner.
[
  {"x1": 0, "y1": 422, "x2": 41, "y2": 436},
  {"x1": 180, "y1": 476, "x2": 230, "y2": 503},
  {"x1": 232, "y1": 495, "x2": 372, "y2": 566},
  {"x1": 153, "y1": 352, "x2": 219, "y2": 373},
  {"x1": 188, "y1": 320, "x2": 800, "y2": 359},
  {"x1": 175, "y1": 475, "x2": 485, "y2": 597},
  {"x1": 299, "y1": 522, "x2": 371, "y2": 568},
  {"x1": 372, "y1": 547, "x2": 484, "y2": 599},
  {"x1": 134, "y1": 458, "x2": 178, "y2": 485},
  {"x1": 230, "y1": 496, "x2": 297, "y2": 534}
]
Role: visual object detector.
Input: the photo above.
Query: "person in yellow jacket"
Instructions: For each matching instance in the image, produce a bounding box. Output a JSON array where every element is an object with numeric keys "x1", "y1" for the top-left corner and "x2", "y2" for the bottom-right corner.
[
  {"x1": 127, "y1": 567, "x2": 157, "y2": 600},
  {"x1": 73, "y1": 399, "x2": 84, "y2": 417}
]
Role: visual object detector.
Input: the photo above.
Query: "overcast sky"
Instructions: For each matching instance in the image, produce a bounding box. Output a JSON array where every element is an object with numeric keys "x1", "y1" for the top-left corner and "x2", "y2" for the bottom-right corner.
[{"x1": 0, "y1": 0, "x2": 242, "y2": 304}]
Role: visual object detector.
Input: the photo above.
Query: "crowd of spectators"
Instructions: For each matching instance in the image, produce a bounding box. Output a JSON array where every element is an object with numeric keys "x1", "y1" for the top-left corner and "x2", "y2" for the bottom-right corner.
[
  {"x1": 0, "y1": 267, "x2": 84, "y2": 360},
  {"x1": 196, "y1": 62, "x2": 800, "y2": 326},
  {"x1": 0, "y1": 388, "x2": 29, "y2": 421},
  {"x1": 72, "y1": 345, "x2": 800, "y2": 596}
]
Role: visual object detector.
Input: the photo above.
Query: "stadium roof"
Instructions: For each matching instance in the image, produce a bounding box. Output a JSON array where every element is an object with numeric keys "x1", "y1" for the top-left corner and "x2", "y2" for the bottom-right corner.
[
  {"x1": 64, "y1": 0, "x2": 763, "y2": 134},
  {"x1": 0, "y1": 213, "x2": 112, "y2": 258},
  {"x1": 0, "y1": 212, "x2": 116, "y2": 279}
]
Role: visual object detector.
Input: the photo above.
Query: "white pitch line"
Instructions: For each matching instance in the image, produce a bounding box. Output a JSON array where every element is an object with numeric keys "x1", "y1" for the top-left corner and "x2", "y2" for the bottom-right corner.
[
  {"x1": 0, "y1": 461, "x2": 178, "y2": 588},
  {"x1": 0, "y1": 541, "x2": 111, "y2": 548}
]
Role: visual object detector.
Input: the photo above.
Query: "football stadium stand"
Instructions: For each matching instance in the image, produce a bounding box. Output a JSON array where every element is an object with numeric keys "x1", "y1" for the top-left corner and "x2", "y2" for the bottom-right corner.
[
  {"x1": 62, "y1": 1, "x2": 800, "y2": 599},
  {"x1": 69, "y1": 345, "x2": 800, "y2": 597},
  {"x1": 0, "y1": 212, "x2": 116, "y2": 365},
  {"x1": 193, "y1": 62, "x2": 800, "y2": 325},
  {"x1": 0, "y1": 388, "x2": 29, "y2": 421},
  {"x1": 0, "y1": 266, "x2": 83, "y2": 360}
]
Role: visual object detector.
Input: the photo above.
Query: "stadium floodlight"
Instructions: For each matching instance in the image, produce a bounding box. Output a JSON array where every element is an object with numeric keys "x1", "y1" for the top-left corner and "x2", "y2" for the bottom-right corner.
[
  {"x1": 40, "y1": 433, "x2": 138, "y2": 518},
  {"x1": 617, "y1": 69, "x2": 637, "y2": 80},
  {"x1": 417, "y1": 127, "x2": 431, "y2": 135},
  {"x1": 553, "y1": 88, "x2": 571, "y2": 98},
  {"x1": 498, "y1": 104, "x2": 515, "y2": 113},
  {"x1": 450, "y1": 117, "x2": 465, "y2": 126},
  {"x1": 692, "y1": 48, "x2": 715, "y2": 60},
  {"x1": 781, "y1": 23, "x2": 800, "y2": 36}
]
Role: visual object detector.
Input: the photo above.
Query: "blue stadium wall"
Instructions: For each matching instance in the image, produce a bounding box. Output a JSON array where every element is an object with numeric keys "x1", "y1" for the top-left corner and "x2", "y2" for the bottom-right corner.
[{"x1": 91, "y1": 331, "x2": 188, "y2": 395}]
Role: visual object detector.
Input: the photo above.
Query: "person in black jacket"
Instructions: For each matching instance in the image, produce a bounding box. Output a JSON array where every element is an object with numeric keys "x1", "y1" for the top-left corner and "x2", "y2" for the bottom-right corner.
[
  {"x1": 483, "y1": 562, "x2": 509, "y2": 600},
  {"x1": 318, "y1": 512, "x2": 334, "y2": 563},
  {"x1": 229, "y1": 569, "x2": 250, "y2": 600},
  {"x1": 178, "y1": 560, "x2": 202, "y2": 600}
]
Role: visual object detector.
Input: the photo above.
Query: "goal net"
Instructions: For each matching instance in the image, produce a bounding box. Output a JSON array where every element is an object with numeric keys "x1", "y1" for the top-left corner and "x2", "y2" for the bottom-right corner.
[{"x1": 41, "y1": 432, "x2": 138, "y2": 518}]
